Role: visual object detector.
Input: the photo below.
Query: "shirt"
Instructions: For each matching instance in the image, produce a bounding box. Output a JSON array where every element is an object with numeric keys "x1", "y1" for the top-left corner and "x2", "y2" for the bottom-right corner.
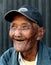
[
  {"x1": 18, "y1": 52, "x2": 38, "y2": 65},
  {"x1": 0, "y1": 42, "x2": 51, "y2": 65}
]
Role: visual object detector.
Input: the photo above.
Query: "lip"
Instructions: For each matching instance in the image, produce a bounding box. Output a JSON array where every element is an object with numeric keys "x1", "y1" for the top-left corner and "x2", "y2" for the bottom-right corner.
[
  {"x1": 16, "y1": 40, "x2": 25, "y2": 41},
  {"x1": 14, "y1": 39, "x2": 26, "y2": 43}
]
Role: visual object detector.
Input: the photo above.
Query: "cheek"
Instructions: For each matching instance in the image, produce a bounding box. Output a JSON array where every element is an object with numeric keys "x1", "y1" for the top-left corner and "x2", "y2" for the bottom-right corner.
[
  {"x1": 22, "y1": 30, "x2": 33, "y2": 39},
  {"x1": 9, "y1": 30, "x2": 14, "y2": 38}
]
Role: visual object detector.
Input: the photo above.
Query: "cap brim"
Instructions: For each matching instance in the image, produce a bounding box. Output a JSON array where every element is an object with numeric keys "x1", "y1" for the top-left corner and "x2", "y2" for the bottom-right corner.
[
  {"x1": 5, "y1": 10, "x2": 21, "y2": 22},
  {"x1": 5, "y1": 10, "x2": 37, "y2": 23}
]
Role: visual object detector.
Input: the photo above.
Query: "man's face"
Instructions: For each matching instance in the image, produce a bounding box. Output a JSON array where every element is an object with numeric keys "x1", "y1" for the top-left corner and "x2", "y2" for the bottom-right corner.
[{"x1": 9, "y1": 14, "x2": 39, "y2": 52}]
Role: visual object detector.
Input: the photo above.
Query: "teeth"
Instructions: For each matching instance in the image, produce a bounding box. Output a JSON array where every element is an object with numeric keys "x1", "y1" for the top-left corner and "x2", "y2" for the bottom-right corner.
[
  {"x1": 16, "y1": 40, "x2": 24, "y2": 42},
  {"x1": 16, "y1": 40, "x2": 25, "y2": 43},
  {"x1": 14, "y1": 39, "x2": 26, "y2": 43},
  {"x1": 14, "y1": 39, "x2": 27, "y2": 44},
  {"x1": 17, "y1": 40, "x2": 24, "y2": 41}
]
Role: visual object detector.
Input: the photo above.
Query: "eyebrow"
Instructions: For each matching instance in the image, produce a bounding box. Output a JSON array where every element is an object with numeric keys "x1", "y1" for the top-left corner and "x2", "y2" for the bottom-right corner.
[
  {"x1": 10, "y1": 23, "x2": 17, "y2": 27},
  {"x1": 10, "y1": 22, "x2": 31, "y2": 27},
  {"x1": 21, "y1": 23, "x2": 31, "y2": 26}
]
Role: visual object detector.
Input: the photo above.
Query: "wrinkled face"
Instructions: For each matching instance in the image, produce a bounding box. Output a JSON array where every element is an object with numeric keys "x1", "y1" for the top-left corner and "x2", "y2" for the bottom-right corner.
[{"x1": 9, "y1": 14, "x2": 39, "y2": 52}]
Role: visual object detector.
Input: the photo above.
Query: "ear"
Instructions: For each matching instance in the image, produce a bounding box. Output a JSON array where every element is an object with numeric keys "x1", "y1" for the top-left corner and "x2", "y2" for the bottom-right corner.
[{"x1": 36, "y1": 27, "x2": 45, "y2": 40}]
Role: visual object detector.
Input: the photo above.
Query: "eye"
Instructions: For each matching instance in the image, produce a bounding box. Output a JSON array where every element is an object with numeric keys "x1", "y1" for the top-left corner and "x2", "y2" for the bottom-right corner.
[
  {"x1": 10, "y1": 24, "x2": 17, "y2": 30},
  {"x1": 22, "y1": 25, "x2": 31, "y2": 30}
]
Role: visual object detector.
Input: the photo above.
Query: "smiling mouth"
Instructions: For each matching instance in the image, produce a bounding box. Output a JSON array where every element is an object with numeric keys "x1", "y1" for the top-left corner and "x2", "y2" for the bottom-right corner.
[
  {"x1": 14, "y1": 40, "x2": 27, "y2": 44},
  {"x1": 17, "y1": 40, "x2": 25, "y2": 41},
  {"x1": 14, "y1": 39, "x2": 26, "y2": 42}
]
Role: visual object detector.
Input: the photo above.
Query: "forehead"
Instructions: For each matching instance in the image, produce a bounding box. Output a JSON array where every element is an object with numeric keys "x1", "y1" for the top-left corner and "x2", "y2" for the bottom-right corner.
[
  {"x1": 11, "y1": 14, "x2": 33, "y2": 25},
  {"x1": 11, "y1": 14, "x2": 39, "y2": 28}
]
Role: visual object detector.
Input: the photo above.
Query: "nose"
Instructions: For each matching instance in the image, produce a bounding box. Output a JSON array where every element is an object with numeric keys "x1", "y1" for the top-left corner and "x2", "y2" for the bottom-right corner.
[{"x1": 14, "y1": 29, "x2": 22, "y2": 37}]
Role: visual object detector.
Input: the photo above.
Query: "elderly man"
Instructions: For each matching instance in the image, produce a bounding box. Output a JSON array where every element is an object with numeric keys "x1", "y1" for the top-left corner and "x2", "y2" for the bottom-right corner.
[{"x1": 0, "y1": 5, "x2": 51, "y2": 65}]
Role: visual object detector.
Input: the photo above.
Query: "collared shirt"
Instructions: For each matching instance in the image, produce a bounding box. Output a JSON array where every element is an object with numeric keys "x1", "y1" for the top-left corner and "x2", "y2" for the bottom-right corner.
[
  {"x1": 0, "y1": 42, "x2": 51, "y2": 65},
  {"x1": 18, "y1": 52, "x2": 38, "y2": 65}
]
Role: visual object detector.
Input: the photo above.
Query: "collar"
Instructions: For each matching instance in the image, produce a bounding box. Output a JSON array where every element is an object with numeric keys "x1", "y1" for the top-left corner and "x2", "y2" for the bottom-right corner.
[
  {"x1": 7, "y1": 41, "x2": 51, "y2": 65},
  {"x1": 37, "y1": 41, "x2": 51, "y2": 65},
  {"x1": 18, "y1": 52, "x2": 38, "y2": 65}
]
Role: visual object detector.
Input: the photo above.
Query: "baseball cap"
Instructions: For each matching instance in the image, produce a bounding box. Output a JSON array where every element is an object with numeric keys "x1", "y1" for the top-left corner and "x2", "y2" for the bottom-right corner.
[{"x1": 5, "y1": 5, "x2": 43, "y2": 27}]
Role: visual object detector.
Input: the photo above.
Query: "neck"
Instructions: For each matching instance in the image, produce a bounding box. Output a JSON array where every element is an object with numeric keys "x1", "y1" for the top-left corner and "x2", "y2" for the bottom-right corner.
[{"x1": 21, "y1": 42, "x2": 38, "y2": 61}]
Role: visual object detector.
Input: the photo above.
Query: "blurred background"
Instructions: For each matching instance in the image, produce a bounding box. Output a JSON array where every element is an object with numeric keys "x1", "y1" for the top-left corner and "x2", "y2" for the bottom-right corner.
[{"x1": 0, "y1": 0, "x2": 51, "y2": 56}]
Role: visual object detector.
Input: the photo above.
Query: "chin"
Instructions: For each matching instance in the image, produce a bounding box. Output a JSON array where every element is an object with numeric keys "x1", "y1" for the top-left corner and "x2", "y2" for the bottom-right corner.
[
  {"x1": 13, "y1": 44, "x2": 31, "y2": 53},
  {"x1": 14, "y1": 47, "x2": 26, "y2": 52},
  {"x1": 13, "y1": 39, "x2": 32, "y2": 52}
]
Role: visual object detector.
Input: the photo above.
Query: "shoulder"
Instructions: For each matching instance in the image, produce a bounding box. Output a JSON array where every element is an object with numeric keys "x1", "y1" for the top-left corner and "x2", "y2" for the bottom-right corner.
[
  {"x1": 48, "y1": 47, "x2": 51, "y2": 59},
  {"x1": 0, "y1": 47, "x2": 14, "y2": 58},
  {"x1": 0, "y1": 47, "x2": 14, "y2": 65},
  {"x1": 40, "y1": 41, "x2": 51, "y2": 61},
  {"x1": 44, "y1": 44, "x2": 51, "y2": 61}
]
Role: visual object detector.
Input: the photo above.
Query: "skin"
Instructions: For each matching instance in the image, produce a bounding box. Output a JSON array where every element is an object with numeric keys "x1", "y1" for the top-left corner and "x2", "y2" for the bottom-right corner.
[{"x1": 9, "y1": 14, "x2": 45, "y2": 61}]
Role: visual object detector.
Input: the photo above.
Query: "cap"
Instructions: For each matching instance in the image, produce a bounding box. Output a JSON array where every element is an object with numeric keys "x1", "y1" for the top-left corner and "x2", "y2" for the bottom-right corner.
[{"x1": 5, "y1": 5, "x2": 43, "y2": 27}]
